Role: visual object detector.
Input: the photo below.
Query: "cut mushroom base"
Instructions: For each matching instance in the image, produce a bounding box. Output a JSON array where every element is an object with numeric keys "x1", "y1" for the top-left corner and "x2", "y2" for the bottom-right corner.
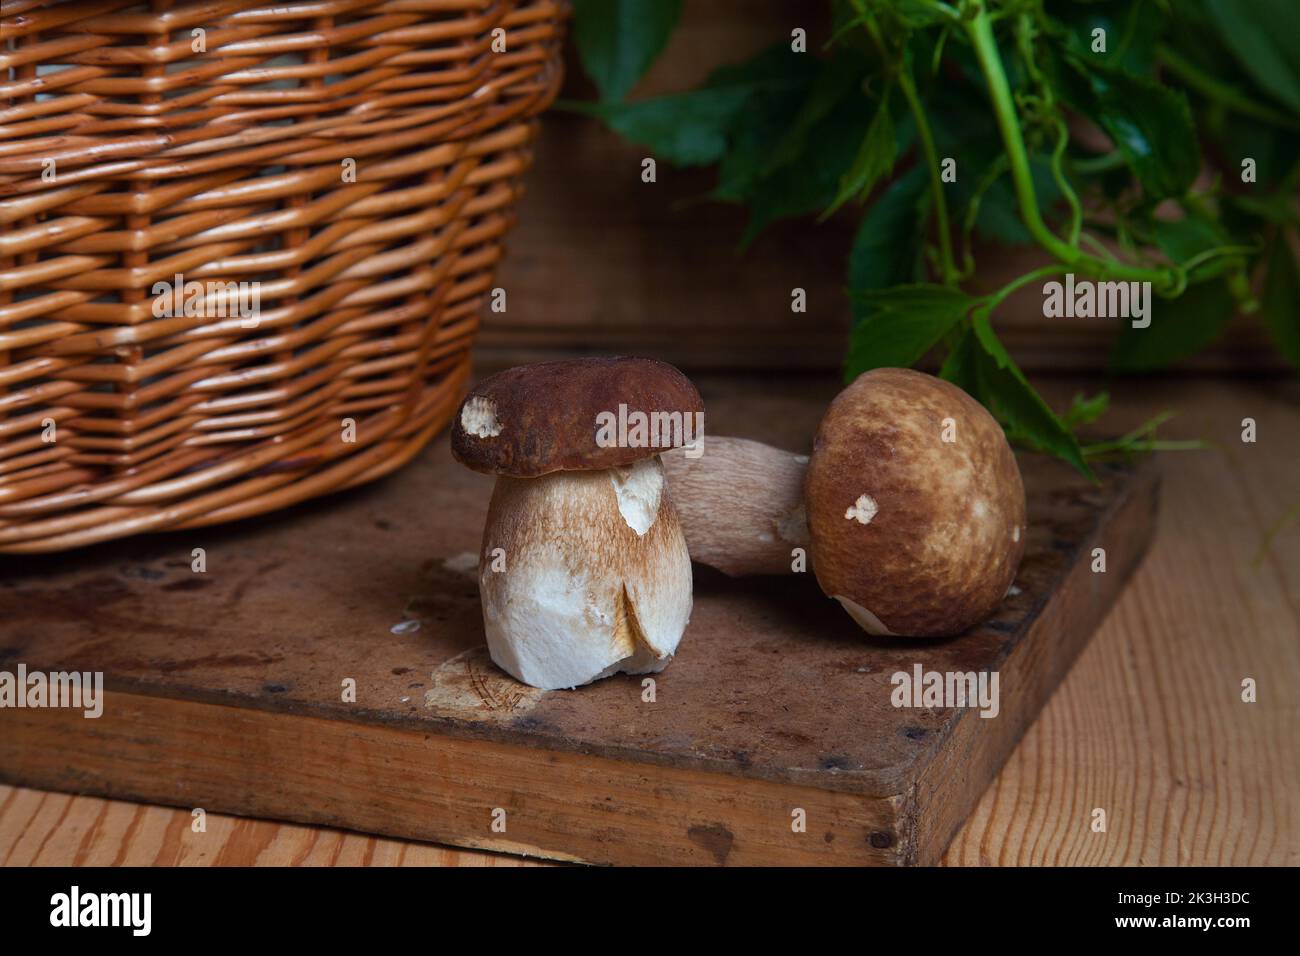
[{"x1": 478, "y1": 457, "x2": 692, "y2": 690}]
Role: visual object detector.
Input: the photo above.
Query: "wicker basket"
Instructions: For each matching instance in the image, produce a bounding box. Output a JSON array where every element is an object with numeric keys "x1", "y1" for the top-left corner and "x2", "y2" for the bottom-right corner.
[{"x1": 0, "y1": 0, "x2": 565, "y2": 553}]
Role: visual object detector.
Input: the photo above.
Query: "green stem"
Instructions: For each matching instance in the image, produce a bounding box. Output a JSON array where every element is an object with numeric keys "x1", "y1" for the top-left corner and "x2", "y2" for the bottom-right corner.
[
  {"x1": 1083, "y1": 439, "x2": 1208, "y2": 459},
  {"x1": 981, "y1": 263, "x2": 1071, "y2": 314},
  {"x1": 967, "y1": 12, "x2": 1070, "y2": 258},
  {"x1": 1013, "y1": 16, "x2": 1082, "y2": 248},
  {"x1": 1079, "y1": 230, "x2": 1120, "y2": 262},
  {"x1": 959, "y1": 154, "x2": 1010, "y2": 278},
  {"x1": 1253, "y1": 502, "x2": 1300, "y2": 567},
  {"x1": 898, "y1": 61, "x2": 957, "y2": 285},
  {"x1": 1049, "y1": 118, "x2": 1083, "y2": 246},
  {"x1": 1071, "y1": 151, "x2": 1127, "y2": 174},
  {"x1": 964, "y1": 8, "x2": 1181, "y2": 291},
  {"x1": 1157, "y1": 45, "x2": 1300, "y2": 131},
  {"x1": 1179, "y1": 244, "x2": 1256, "y2": 275}
]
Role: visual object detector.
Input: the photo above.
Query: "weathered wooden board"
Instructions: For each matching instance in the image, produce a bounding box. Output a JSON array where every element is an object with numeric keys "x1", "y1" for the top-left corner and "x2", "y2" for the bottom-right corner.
[{"x1": 0, "y1": 378, "x2": 1157, "y2": 865}]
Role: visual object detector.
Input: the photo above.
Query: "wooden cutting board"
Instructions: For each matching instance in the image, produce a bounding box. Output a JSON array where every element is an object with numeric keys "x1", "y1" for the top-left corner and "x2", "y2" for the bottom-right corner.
[{"x1": 0, "y1": 379, "x2": 1157, "y2": 866}]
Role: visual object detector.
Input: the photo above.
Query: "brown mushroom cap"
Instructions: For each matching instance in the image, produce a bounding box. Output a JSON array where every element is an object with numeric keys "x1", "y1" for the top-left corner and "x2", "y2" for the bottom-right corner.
[
  {"x1": 805, "y1": 367, "x2": 1026, "y2": 637},
  {"x1": 451, "y1": 357, "x2": 705, "y2": 477}
]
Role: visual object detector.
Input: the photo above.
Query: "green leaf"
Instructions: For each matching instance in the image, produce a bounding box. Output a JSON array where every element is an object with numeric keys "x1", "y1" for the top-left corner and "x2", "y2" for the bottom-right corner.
[
  {"x1": 1258, "y1": 232, "x2": 1300, "y2": 371},
  {"x1": 1154, "y1": 210, "x2": 1231, "y2": 265},
  {"x1": 572, "y1": 0, "x2": 684, "y2": 103},
  {"x1": 564, "y1": 46, "x2": 814, "y2": 168},
  {"x1": 761, "y1": 57, "x2": 863, "y2": 176},
  {"x1": 938, "y1": 324, "x2": 980, "y2": 395},
  {"x1": 734, "y1": 93, "x2": 873, "y2": 247},
  {"x1": 970, "y1": 158, "x2": 1063, "y2": 244},
  {"x1": 564, "y1": 88, "x2": 751, "y2": 167},
  {"x1": 1111, "y1": 278, "x2": 1235, "y2": 372},
  {"x1": 1057, "y1": 0, "x2": 1163, "y2": 75},
  {"x1": 1064, "y1": 391, "x2": 1110, "y2": 428},
  {"x1": 1228, "y1": 189, "x2": 1300, "y2": 226},
  {"x1": 824, "y1": 90, "x2": 897, "y2": 218},
  {"x1": 708, "y1": 55, "x2": 873, "y2": 247},
  {"x1": 940, "y1": 321, "x2": 1094, "y2": 477},
  {"x1": 828, "y1": 0, "x2": 883, "y2": 57},
  {"x1": 1153, "y1": 208, "x2": 1243, "y2": 282},
  {"x1": 846, "y1": 284, "x2": 974, "y2": 376},
  {"x1": 1201, "y1": 0, "x2": 1300, "y2": 115},
  {"x1": 707, "y1": 50, "x2": 823, "y2": 195},
  {"x1": 1062, "y1": 59, "x2": 1200, "y2": 200},
  {"x1": 1219, "y1": 116, "x2": 1300, "y2": 193},
  {"x1": 970, "y1": 315, "x2": 1093, "y2": 477},
  {"x1": 927, "y1": 78, "x2": 1063, "y2": 245},
  {"x1": 847, "y1": 166, "x2": 929, "y2": 324}
]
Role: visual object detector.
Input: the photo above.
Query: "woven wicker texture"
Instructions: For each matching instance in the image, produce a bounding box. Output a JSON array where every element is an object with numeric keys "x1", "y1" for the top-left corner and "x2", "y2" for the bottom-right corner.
[{"x1": 0, "y1": 0, "x2": 565, "y2": 552}]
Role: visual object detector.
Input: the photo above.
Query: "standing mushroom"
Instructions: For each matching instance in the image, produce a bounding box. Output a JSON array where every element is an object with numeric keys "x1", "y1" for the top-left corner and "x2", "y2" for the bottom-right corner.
[
  {"x1": 451, "y1": 358, "x2": 704, "y2": 689},
  {"x1": 662, "y1": 368, "x2": 1026, "y2": 637}
]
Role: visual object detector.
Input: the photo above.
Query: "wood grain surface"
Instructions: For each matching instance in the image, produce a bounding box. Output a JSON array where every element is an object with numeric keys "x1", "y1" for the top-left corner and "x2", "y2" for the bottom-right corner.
[{"x1": 2, "y1": 376, "x2": 1297, "y2": 866}]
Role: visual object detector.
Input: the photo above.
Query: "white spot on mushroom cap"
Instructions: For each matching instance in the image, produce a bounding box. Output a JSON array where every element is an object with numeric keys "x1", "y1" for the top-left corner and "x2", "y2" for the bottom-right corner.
[
  {"x1": 1012, "y1": 526, "x2": 1021, "y2": 542},
  {"x1": 845, "y1": 493, "x2": 878, "y2": 525},
  {"x1": 460, "y1": 396, "x2": 502, "y2": 438}
]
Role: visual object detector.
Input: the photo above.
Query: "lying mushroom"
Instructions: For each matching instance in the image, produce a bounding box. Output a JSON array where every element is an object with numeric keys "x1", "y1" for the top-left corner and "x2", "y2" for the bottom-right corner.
[
  {"x1": 451, "y1": 357, "x2": 703, "y2": 689},
  {"x1": 662, "y1": 367, "x2": 1026, "y2": 637}
]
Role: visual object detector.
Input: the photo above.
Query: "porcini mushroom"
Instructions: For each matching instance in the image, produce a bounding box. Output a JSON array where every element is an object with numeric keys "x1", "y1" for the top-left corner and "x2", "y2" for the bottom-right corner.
[
  {"x1": 660, "y1": 435, "x2": 811, "y2": 577},
  {"x1": 662, "y1": 368, "x2": 1026, "y2": 637},
  {"x1": 451, "y1": 358, "x2": 703, "y2": 689}
]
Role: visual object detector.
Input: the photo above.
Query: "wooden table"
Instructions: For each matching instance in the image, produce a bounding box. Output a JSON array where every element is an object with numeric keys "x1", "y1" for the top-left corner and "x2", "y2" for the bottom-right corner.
[{"x1": 2, "y1": 377, "x2": 1297, "y2": 866}]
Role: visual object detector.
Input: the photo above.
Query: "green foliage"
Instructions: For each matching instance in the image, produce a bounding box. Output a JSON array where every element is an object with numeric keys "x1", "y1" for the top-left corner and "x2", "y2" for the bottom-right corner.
[
  {"x1": 570, "y1": 0, "x2": 1300, "y2": 477},
  {"x1": 1062, "y1": 60, "x2": 1200, "y2": 200},
  {"x1": 847, "y1": 167, "x2": 929, "y2": 322},
  {"x1": 847, "y1": 284, "x2": 973, "y2": 372},
  {"x1": 1111, "y1": 279, "x2": 1235, "y2": 372},
  {"x1": 1201, "y1": 0, "x2": 1300, "y2": 115},
  {"x1": 1154, "y1": 211, "x2": 1230, "y2": 266},
  {"x1": 562, "y1": 48, "x2": 814, "y2": 167},
  {"x1": 966, "y1": 315, "x2": 1092, "y2": 477},
  {"x1": 1064, "y1": 391, "x2": 1110, "y2": 429},
  {"x1": 1259, "y1": 233, "x2": 1300, "y2": 371},
  {"x1": 716, "y1": 57, "x2": 878, "y2": 248},
  {"x1": 572, "y1": 0, "x2": 684, "y2": 103},
  {"x1": 824, "y1": 91, "x2": 898, "y2": 217}
]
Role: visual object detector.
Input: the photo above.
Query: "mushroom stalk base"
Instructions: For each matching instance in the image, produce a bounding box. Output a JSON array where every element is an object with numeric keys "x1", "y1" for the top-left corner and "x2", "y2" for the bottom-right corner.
[
  {"x1": 478, "y1": 458, "x2": 692, "y2": 690},
  {"x1": 661, "y1": 436, "x2": 810, "y2": 577}
]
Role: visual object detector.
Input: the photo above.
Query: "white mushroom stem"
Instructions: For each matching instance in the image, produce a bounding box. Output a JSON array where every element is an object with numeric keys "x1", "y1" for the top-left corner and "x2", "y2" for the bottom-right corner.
[
  {"x1": 660, "y1": 436, "x2": 810, "y2": 577},
  {"x1": 478, "y1": 456, "x2": 692, "y2": 690}
]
